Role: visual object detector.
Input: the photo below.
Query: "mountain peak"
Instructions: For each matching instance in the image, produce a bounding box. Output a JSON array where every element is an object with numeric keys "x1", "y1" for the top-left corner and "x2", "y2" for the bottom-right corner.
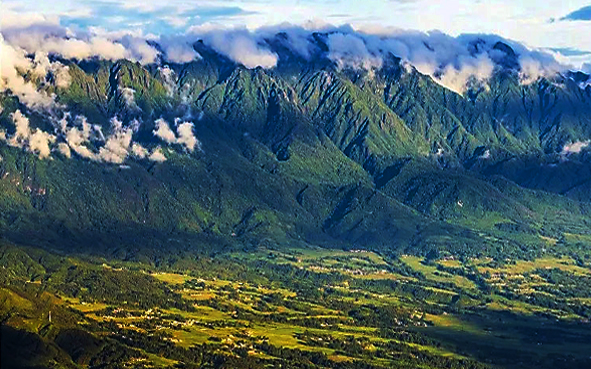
[{"x1": 491, "y1": 41, "x2": 520, "y2": 70}]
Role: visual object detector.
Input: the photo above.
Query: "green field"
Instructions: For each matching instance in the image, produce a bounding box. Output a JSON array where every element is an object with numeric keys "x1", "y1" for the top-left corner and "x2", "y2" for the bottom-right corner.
[{"x1": 2, "y1": 244, "x2": 591, "y2": 369}]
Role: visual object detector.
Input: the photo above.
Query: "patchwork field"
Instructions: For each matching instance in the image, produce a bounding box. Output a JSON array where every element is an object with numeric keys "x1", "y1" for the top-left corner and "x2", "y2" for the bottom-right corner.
[{"x1": 2, "y1": 245, "x2": 591, "y2": 369}]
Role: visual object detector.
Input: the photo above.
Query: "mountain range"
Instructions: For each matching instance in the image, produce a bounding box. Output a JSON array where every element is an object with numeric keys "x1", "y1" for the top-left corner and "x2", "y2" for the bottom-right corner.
[{"x1": 2, "y1": 33, "x2": 591, "y2": 261}]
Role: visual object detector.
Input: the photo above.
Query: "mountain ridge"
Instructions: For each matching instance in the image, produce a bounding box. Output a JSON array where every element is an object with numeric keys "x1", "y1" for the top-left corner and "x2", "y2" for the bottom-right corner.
[{"x1": 1, "y1": 34, "x2": 591, "y2": 260}]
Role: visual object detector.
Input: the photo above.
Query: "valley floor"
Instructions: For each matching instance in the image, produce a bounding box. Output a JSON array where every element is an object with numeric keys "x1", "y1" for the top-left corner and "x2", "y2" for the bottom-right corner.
[{"x1": 2, "y1": 245, "x2": 591, "y2": 369}]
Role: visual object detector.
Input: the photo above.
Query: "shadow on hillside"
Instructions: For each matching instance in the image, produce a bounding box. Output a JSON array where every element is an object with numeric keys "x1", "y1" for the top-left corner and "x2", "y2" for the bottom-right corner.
[
  {"x1": 1, "y1": 324, "x2": 67, "y2": 369},
  {"x1": 416, "y1": 308, "x2": 591, "y2": 369}
]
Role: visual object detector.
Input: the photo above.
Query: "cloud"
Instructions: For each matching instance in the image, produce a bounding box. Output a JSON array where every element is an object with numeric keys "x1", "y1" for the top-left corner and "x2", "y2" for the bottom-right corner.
[
  {"x1": 131, "y1": 142, "x2": 149, "y2": 158},
  {"x1": 153, "y1": 118, "x2": 201, "y2": 152},
  {"x1": 153, "y1": 118, "x2": 177, "y2": 144},
  {"x1": 118, "y1": 35, "x2": 160, "y2": 64},
  {"x1": 63, "y1": 116, "x2": 96, "y2": 160},
  {"x1": 158, "y1": 36, "x2": 201, "y2": 63},
  {"x1": 53, "y1": 1, "x2": 251, "y2": 35},
  {"x1": 176, "y1": 121, "x2": 200, "y2": 152},
  {"x1": 561, "y1": 140, "x2": 590, "y2": 157},
  {"x1": 3, "y1": 110, "x2": 57, "y2": 159},
  {"x1": 0, "y1": 35, "x2": 57, "y2": 109},
  {"x1": 159, "y1": 66, "x2": 176, "y2": 96},
  {"x1": 9, "y1": 34, "x2": 127, "y2": 61},
  {"x1": 561, "y1": 6, "x2": 591, "y2": 21},
  {"x1": 148, "y1": 147, "x2": 167, "y2": 162},
  {"x1": 191, "y1": 27, "x2": 278, "y2": 69},
  {"x1": 119, "y1": 87, "x2": 138, "y2": 110},
  {"x1": 258, "y1": 27, "x2": 564, "y2": 93},
  {"x1": 9, "y1": 110, "x2": 32, "y2": 147},
  {"x1": 0, "y1": 9, "x2": 61, "y2": 31},
  {"x1": 97, "y1": 117, "x2": 133, "y2": 164},
  {"x1": 29, "y1": 128, "x2": 57, "y2": 159},
  {"x1": 326, "y1": 33, "x2": 382, "y2": 70},
  {"x1": 59, "y1": 115, "x2": 133, "y2": 163},
  {"x1": 1, "y1": 106, "x2": 172, "y2": 163},
  {"x1": 0, "y1": 9, "x2": 575, "y2": 102},
  {"x1": 32, "y1": 52, "x2": 72, "y2": 88},
  {"x1": 57, "y1": 142, "x2": 71, "y2": 158},
  {"x1": 479, "y1": 149, "x2": 491, "y2": 160},
  {"x1": 519, "y1": 55, "x2": 561, "y2": 84},
  {"x1": 1, "y1": 14, "x2": 159, "y2": 64}
]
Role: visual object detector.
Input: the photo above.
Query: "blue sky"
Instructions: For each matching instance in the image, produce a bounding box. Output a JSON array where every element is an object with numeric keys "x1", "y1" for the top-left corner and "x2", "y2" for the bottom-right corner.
[{"x1": 4, "y1": 0, "x2": 591, "y2": 60}]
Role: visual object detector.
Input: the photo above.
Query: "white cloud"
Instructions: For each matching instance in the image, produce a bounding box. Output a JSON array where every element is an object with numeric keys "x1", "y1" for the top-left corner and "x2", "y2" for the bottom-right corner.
[
  {"x1": 479, "y1": 149, "x2": 491, "y2": 160},
  {"x1": 192, "y1": 27, "x2": 278, "y2": 69},
  {"x1": 176, "y1": 121, "x2": 200, "y2": 152},
  {"x1": 0, "y1": 35, "x2": 56, "y2": 109},
  {"x1": 57, "y1": 142, "x2": 71, "y2": 158},
  {"x1": 1, "y1": 15, "x2": 159, "y2": 65},
  {"x1": 1, "y1": 108, "x2": 174, "y2": 163},
  {"x1": 1, "y1": 5, "x2": 577, "y2": 100},
  {"x1": 149, "y1": 146, "x2": 167, "y2": 162},
  {"x1": 63, "y1": 116, "x2": 96, "y2": 159},
  {"x1": 9, "y1": 110, "x2": 32, "y2": 147},
  {"x1": 438, "y1": 54, "x2": 495, "y2": 94},
  {"x1": 4, "y1": 110, "x2": 57, "y2": 159},
  {"x1": 159, "y1": 66, "x2": 177, "y2": 96},
  {"x1": 97, "y1": 117, "x2": 133, "y2": 164},
  {"x1": 326, "y1": 33, "x2": 382, "y2": 70},
  {"x1": 519, "y1": 55, "x2": 562, "y2": 85},
  {"x1": 131, "y1": 142, "x2": 149, "y2": 158},
  {"x1": 153, "y1": 118, "x2": 177, "y2": 143},
  {"x1": 32, "y1": 52, "x2": 72, "y2": 88},
  {"x1": 158, "y1": 36, "x2": 201, "y2": 63},
  {"x1": 29, "y1": 128, "x2": 56, "y2": 159},
  {"x1": 119, "y1": 35, "x2": 160, "y2": 64},
  {"x1": 119, "y1": 87, "x2": 138, "y2": 109},
  {"x1": 153, "y1": 118, "x2": 201, "y2": 152},
  {"x1": 59, "y1": 115, "x2": 134, "y2": 163},
  {"x1": 561, "y1": 140, "x2": 590, "y2": 157}
]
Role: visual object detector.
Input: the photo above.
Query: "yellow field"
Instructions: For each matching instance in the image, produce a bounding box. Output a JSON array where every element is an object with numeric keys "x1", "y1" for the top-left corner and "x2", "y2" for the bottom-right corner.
[
  {"x1": 401, "y1": 256, "x2": 477, "y2": 290},
  {"x1": 476, "y1": 256, "x2": 590, "y2": 276},
  {"x1": 424, "y1": 313, "x2": 483, "y2": 335},
  {"x1": 151, "y1": 272, "x2": 193, "y2": 284}
]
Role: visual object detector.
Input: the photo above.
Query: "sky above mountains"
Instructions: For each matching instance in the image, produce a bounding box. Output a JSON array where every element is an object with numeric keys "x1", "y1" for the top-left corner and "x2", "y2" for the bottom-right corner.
[{"x1": 3, "y1": 1, "x2": 591, "y2": 57}]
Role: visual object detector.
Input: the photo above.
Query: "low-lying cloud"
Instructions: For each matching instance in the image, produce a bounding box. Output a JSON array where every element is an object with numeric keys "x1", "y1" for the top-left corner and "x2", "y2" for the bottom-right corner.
[
  {"x1": 153, "y1": 118, "x2": 201, "y2": 152},
  {"x1": 0, "y1": 110, "x2": 169, "y2": 163},
  {"x1": 153, "y1": 118, "x2": 177, "y2": 144},
  {"x1": 561, "y1": 140, "x2": 590, "y2": 157},
  {"x1": 1, "y1": 110, "x2": 56, "y2": 159},
  {"x1": 97, "y1": 117, "x2": 134, "y2": 164},
  {"x1": 149, "y1": 147, "x2": 167, "y2": 162},
  {"x1": 119, "y1": 87, "x2": 137, "y2": 109}
]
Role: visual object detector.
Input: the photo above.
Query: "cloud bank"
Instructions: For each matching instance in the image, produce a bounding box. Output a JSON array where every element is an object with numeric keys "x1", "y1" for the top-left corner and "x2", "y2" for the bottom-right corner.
[
  {"x1": 0, "y1": 110, "x2": 168, "y2": 163},
  {"x1": 1, "y1": 7, "x2": 576, "y2": 104},
  {"x1": 192, "y1": 28, "x2": 278, "y2": 69},
  {"x1": 0, "y1": 36, "x2": 59, "y2": 109}
]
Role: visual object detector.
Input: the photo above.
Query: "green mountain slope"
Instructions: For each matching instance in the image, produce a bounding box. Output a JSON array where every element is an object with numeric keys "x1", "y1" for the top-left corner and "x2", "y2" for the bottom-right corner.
[{"x1": 1, "y1": 38, "x2": 591, "y2": 260}]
